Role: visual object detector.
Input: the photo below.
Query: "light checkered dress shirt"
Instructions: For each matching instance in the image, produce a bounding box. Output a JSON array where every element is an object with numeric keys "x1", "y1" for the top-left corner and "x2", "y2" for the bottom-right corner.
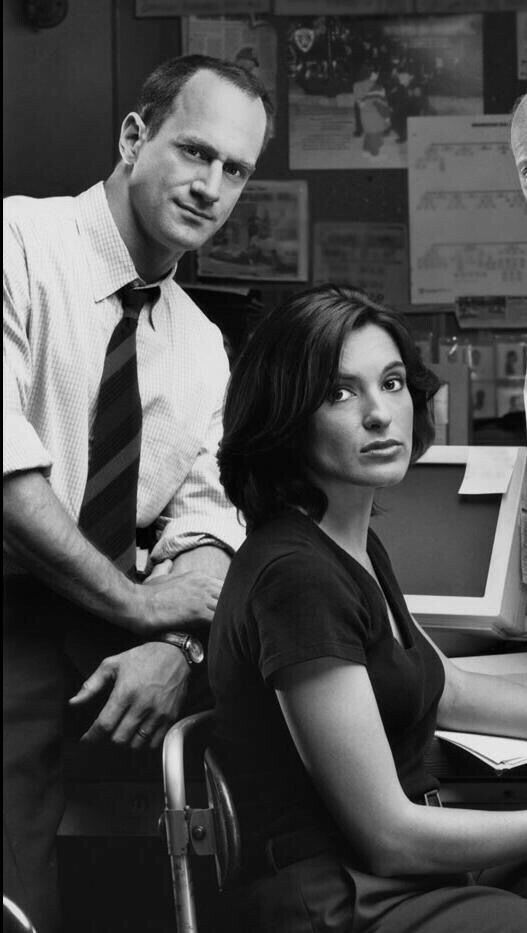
[{"x1": 3, "y1": 182, "x2": 245, "y2": 573}]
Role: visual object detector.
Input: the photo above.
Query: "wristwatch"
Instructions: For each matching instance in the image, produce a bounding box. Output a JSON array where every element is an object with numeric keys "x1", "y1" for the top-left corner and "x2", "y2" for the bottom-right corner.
[{"x1": 157, "y1": 632, "x2": 205, "y2": 666}]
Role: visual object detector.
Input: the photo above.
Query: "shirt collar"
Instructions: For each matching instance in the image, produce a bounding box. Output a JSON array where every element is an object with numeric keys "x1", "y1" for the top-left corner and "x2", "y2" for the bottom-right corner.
[{"x1": 75, "y1": 181, "x2": 177, "y2": 305}]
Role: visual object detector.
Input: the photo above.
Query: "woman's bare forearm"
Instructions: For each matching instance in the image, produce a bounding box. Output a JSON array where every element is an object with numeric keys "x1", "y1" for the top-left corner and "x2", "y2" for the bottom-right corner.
[
  {"x1": 384, "y1": 803, "x2": 527, "y2": 877},
  {"x1": 438, "y1": 666, "x2": 527, "y2": 739}
]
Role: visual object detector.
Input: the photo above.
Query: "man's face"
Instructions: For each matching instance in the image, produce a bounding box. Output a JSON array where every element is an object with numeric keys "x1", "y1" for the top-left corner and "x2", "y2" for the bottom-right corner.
[
  {"x1": 511, "y1": 97, "x2": 527, "y2": 202},
  {"x1": 125, "y1": 69, "x2": 267, "y2": 262}
]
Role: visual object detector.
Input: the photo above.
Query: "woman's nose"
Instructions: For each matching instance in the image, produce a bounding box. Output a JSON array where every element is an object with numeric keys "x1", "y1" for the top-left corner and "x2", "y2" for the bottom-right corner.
[
  {"x1": 191, "y1": 162, "x2": 222, "y2": 204},
  {"x1": 363, "y1": 395, "x2": 392, "y2": 430}
]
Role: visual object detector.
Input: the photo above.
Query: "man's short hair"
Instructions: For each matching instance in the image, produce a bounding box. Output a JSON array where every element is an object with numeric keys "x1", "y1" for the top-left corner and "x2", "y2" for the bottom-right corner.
[{"x1": 136, "y1": 53, "x2": 274, "y2": 148}]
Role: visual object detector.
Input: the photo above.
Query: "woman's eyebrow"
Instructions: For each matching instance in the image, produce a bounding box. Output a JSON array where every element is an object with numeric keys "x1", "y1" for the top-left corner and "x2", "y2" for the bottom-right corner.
[
  {"x1": 381, "y1": 360, "x2": 406, "y2": 374},
  {"x1": 337, "y1": 360, "x2": 406, "y2": 380}
]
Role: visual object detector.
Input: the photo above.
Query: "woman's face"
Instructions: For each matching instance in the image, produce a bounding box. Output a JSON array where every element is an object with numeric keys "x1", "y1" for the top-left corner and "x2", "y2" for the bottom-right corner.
[{"x1": 307, "y1": 323, "x2": 414, "y2": 494}]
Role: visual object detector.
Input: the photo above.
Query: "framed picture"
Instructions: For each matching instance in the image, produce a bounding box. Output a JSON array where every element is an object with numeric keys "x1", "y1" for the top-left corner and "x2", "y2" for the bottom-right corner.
[
  {"x1": 197, "y1": 180, "x2": 309, "y2": 282},
  {"x1": 495, "y1": 340, "x2": 526, "y2": 380}
]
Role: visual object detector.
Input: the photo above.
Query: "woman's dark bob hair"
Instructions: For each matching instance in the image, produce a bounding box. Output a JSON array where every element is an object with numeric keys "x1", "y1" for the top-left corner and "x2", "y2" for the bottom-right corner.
[{"x1": 219, "y1": 284, "x2": 441, "y2": 530}]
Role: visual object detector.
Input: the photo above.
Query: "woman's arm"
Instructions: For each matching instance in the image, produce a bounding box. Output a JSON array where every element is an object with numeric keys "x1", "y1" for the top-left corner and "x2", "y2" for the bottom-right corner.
[
  {"x1": 274, "y1": 658, "x2": 527, "y2": 878},
  {"x1": 412, "y1": 619, "x2": 527, "y2": 739}
]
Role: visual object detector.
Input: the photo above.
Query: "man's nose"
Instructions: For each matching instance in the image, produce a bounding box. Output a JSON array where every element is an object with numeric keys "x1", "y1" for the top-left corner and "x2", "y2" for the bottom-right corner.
[{"x1": 190, "y1": 162, "x2": 222, "y2": 204}]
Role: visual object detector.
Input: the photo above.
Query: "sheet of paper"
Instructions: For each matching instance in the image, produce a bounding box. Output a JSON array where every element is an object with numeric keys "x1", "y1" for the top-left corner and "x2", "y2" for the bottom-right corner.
[
  {"x1": 455, "y1": 296, "x2": 527, "y2": 330},
  {"x1": 136, "y1": 0, "x2": 269, "y2": 15},
  {"x1": 183, "y1": 14, "x2": 276, "y2": 114},
  {"x1": 436, "y1": 731, "x2": 527, "y2": 769},
  {"x1": 313, "y1": 222, "x2": 408, "y2": 304},
  {"x1": 409, "y1": 115, "x2": 527, "y2": 304},
  {"x1": 197, "y1": 180, "x2": 308, "y2": 282},
  {"x1": 276, "y1": 1, "x2": 412, "y2": 11},
  {"x1": 288, "y1": 14, "x2": 483, "y2": 170},
  {"x1": 457, "y1": 446, "x2": 517, "y2": 495}
]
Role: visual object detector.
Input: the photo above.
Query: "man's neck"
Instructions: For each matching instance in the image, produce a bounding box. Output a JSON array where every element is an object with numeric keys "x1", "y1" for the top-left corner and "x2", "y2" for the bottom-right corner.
[{"x1": 104, "y1": 170, "x2": 181, "y2": 283}]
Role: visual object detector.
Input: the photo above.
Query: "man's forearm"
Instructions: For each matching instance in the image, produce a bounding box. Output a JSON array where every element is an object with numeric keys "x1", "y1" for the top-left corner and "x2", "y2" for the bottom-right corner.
[
  {"x1": 4, "y1": 469, "x2": 138, "y2": 626},
  {"x1": 169, "y1": 544, "x2": 231, "y2": 581}
]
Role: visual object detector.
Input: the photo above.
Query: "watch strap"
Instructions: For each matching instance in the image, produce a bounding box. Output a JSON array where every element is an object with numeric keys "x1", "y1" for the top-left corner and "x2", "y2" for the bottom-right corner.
[{"x1": 156, "y1": 631, "x2": 204, "y2": 665}]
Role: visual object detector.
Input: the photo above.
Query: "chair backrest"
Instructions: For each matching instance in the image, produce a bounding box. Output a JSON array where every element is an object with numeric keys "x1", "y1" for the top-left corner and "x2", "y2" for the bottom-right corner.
[{"x1": 161, "y1": 710, "x2": 241, "y2": 933}]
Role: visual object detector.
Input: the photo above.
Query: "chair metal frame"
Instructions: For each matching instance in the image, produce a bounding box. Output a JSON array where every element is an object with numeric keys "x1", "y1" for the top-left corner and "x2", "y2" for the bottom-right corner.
[
  {"x1": 2, "y1": 895, "x2": 38, "y2": 933},
  {"x1": 161, "y1": 709, "x2": 241, "y2": 933}
]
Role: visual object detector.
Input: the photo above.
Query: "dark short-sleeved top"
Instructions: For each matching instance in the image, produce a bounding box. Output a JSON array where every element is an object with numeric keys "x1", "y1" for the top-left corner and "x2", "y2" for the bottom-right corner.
[{"x1": 208, "y1": 510, "x2": 445, "y2": 869}]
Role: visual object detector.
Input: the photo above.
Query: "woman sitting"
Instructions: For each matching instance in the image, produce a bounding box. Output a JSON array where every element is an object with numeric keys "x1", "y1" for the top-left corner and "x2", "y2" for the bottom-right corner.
[{"x1": 209, "y1": 284, "x2": 527, "y2": 932}]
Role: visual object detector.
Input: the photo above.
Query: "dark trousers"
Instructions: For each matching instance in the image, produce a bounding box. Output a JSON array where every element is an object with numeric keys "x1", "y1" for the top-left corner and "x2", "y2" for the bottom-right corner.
[
  {"x1": 3, "y1": 576, "x2": 211, "y2": 933},
  {"x1": 225, "y1": 849, "x2": 527, "y2": 933}
]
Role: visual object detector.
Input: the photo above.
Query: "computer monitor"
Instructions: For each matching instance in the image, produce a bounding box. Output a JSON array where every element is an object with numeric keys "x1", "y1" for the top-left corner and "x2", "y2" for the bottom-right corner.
[{"x1": 371, "y1": 446, "x2": 526, "y2": 656}]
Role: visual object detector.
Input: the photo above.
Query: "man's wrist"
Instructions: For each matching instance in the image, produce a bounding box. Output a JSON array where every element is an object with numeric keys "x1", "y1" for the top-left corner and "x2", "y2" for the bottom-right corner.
[{"x1": 155, "y1": 631, "x2": 205, "y2": 666}]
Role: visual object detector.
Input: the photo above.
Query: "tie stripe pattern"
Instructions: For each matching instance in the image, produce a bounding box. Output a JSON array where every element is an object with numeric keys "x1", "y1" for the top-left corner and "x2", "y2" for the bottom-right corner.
[{"x1": 78, "y1": 284, "x2": 160, "y2": 575}]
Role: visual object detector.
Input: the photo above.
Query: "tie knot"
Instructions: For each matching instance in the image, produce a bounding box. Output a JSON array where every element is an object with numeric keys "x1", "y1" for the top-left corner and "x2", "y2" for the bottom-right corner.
[{"x1": 118, "y1": 284, "x2": 160, "y2": 317}]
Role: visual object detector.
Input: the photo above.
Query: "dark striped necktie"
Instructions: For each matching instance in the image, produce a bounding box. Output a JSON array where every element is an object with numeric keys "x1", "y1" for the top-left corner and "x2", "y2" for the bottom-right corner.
[{"x1": 78, "y1": 283, "x2": 160, "y2": 577}]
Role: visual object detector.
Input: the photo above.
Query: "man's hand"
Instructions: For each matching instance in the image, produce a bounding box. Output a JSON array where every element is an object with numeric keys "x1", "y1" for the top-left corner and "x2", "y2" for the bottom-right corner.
[
  {"x1": 137, "y1": 569, "x2": 222, "y2": 634},
  {"x1": 68, "y1": 643, "x2": 191, "y2": 749}
]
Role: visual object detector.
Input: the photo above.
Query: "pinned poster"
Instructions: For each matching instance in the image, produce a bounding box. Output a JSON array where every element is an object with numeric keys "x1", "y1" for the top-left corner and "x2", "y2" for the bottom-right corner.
[
  {"x1": 183, "y1": 14, "x2": 277, "y2": 115},
  {"x1": 288, "y1": 14, "x2": 483, "y2": 170},
  {"x1": 197, "y1": 180, "x2": 308, "y2": 282},
  {"x1": 313, "y1": 222, "x2": 408, "y2": 305},
  {"x1": 518, "y1": 12, "x2": 527, "y2": 81},
  {"x1": 136, "y1": 1, "x2": 269, "y2": 15},
  {"x1": 408, "y1": 115, "x2": 527, "y2": 304}
]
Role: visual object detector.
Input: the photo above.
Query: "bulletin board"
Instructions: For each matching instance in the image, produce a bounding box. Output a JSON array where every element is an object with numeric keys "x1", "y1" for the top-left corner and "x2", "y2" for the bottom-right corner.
[{"x1": 154, "y1": 8, "x2": 527, "y2": 325}]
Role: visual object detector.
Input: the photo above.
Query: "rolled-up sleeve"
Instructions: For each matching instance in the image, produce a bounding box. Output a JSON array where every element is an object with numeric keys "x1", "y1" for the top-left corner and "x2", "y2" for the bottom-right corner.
[
  {"x1": 151, "y1": 349, "x2": 245, "y2": 562},
  {"x1": 3, "y1": 210, "x2": 52, "y2": 478}
]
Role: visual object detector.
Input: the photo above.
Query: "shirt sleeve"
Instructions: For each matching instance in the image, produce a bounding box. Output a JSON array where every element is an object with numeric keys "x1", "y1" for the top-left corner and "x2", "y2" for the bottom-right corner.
[
  {"x1": 249, "y1": 551, "x2": 369, "y2": 684},
  {"x1": 150, "y1": 342, "x2": 245, "y2": 562},
  {"x1": 3, "y1": 205, "x2": 53, "y2": 478}
]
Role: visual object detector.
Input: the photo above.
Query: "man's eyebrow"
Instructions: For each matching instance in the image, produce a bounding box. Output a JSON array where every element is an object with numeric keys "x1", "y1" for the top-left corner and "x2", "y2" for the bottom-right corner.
[{"x1": 178, "y1": 134, "x2": 255, "y2": 174}]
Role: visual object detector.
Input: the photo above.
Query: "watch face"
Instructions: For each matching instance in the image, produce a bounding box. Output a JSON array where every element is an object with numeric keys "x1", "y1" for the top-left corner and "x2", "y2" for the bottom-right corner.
[{"x1": 188, "y1": 638, "x2": 204, "y2": 664}]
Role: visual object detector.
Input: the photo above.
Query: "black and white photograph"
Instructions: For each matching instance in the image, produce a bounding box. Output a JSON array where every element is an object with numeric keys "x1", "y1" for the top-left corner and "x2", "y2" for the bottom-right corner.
[
  {"x1": 197, "y1": 180, "x2": 308, "y2": 281},
  {"x1": 3, "y1": 3, "x2": 527, "y2": 933},
  {"x1": 288, "y1": 13, "x2": 483, "y2": 169}
]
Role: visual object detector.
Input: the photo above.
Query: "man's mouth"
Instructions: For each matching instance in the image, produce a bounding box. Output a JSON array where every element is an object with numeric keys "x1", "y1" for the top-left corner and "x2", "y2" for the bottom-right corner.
[{"x1": 175, "y1": 201, "x2": 213, "y2": 222}]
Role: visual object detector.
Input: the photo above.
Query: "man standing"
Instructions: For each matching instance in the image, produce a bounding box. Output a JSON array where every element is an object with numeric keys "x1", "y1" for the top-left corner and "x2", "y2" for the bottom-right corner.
[{"x1": 3, "y1": 54, "x2": 272, "y2": 932}]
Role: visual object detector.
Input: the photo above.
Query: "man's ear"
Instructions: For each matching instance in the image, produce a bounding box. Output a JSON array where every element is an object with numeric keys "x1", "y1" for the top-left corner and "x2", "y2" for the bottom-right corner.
[{"x1": 119, "y1": 112, "x2": 147, "y2": 165}]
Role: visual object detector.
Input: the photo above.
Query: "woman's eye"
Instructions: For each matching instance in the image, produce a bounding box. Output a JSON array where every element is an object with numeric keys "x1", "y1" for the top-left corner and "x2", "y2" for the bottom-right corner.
[
  {"x1": 330, "y1": 387, "x2": 353, "y2": 403},
  {"x1": 384, "y1": 376, "x2": 404, "y2": 392}
]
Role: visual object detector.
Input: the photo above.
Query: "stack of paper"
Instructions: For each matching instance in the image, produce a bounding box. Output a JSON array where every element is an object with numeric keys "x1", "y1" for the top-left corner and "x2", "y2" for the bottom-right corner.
[{"x1": 435, "y1": 731, "x2": 527, "y2": 772}]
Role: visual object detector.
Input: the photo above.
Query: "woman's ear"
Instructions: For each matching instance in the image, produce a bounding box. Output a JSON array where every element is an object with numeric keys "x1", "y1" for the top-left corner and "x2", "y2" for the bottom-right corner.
[{"x1": 118, "y1": 112, "x2": 147, "y2": 165}]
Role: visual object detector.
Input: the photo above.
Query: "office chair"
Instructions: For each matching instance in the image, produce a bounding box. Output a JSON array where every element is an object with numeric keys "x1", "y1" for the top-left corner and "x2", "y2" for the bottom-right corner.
[
  {"x1": 3, "y1": 896, "x2": 38, "y2": 933},
  {"x1": 161, "y1": 710, "x2": 241, "y2": 933}
]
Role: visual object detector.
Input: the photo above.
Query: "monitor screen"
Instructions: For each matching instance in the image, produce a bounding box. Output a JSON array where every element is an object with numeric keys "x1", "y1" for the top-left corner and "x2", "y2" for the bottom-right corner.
[
  {"x1": 369, "y1": 446, "x2": 526, "y2": 655},
  {"x1": 372, "y1": 465, "x2": 501, "y2": 599}
]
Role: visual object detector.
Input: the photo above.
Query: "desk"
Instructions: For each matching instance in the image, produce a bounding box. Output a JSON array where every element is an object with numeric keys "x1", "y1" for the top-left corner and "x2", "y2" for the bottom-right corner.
[{"x1": 425, "y1": 652, "x2": 527, "y2": 810}]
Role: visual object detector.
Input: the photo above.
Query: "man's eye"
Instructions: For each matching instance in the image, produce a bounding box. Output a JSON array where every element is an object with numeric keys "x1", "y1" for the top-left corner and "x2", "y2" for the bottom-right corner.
[
  {"x1": 182, "y1": 146, "x2": 205, "y2": 160},
  {"x1": 224, "y1": 163, "x2": 244, "y2": 179}
]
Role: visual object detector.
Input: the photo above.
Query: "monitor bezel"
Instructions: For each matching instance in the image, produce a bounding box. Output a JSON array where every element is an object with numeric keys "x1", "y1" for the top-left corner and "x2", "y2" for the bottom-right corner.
[{"x1": 404, "y1": 445, "x2": 526, "y2": 641}]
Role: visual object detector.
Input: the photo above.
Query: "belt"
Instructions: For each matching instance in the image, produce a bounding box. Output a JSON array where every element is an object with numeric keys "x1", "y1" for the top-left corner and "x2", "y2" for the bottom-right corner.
[{"x1": 243, "y1": 791, "x2": 443, "y2": 880}]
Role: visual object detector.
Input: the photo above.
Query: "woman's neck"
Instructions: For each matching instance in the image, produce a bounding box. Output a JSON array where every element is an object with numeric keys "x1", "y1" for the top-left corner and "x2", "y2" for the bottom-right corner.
[{"x1": 317, "y1": 485, "x2": 374, "y2": 563}]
